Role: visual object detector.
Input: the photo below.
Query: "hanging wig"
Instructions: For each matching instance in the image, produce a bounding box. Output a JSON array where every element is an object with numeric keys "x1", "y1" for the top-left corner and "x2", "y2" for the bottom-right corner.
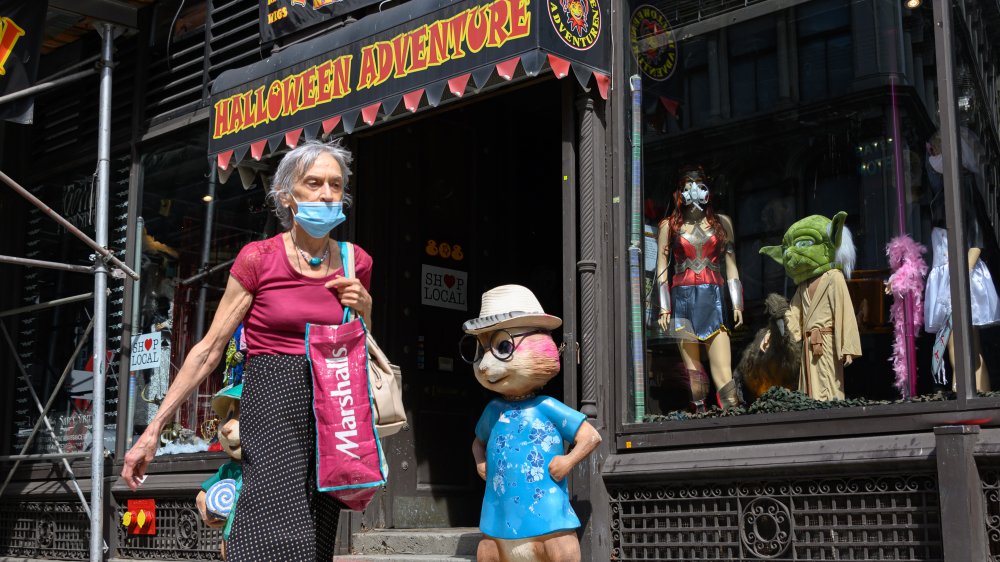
[
  {"x1": 660, "y1": 166, "x2": 728, "y2": 247},
  {"x1": 831, "y1": 223, "x2": 857, "y2": 279}
]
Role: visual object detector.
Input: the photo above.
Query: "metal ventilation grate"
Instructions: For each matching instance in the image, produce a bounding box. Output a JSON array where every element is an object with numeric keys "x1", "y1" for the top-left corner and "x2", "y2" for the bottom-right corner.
[
  {"x1": 0, "y1": 501, "x2": 89, "y2": 560},
  {"x1": 207, "y1": 0, "x2": 262, "y2": 84},
  {"x1": 610, "y1": 474, "x2": 944, "y2": 561},
  {"x1": 115, "y1": 497, "x2": 224, "y2": 560}
]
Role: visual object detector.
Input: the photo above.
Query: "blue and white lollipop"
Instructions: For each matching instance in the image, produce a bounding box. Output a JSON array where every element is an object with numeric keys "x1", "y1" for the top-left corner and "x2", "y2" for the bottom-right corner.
[{"x1": 205, "y1": 479, "x2": 237, "y2": 520}]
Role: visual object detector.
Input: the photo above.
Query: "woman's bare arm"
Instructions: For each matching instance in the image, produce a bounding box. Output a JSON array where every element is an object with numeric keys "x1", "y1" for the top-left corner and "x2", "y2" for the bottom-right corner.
[{"x1": 121, "y1": 276, "x2": 253, "y2": 490}]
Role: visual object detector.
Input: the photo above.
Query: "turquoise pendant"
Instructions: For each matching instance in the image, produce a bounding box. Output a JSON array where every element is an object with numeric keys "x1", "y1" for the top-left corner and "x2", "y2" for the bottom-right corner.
[{"x1": 308, "y1": 257, "x2": 322, "y2": 266}]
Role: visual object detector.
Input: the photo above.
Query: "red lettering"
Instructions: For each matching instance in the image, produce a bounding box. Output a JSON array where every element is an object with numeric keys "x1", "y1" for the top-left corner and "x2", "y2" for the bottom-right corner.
[
  {"x1": 267, "y1": 81, "x2": 283, "y2": 121},
  {"x1": 230, "y1": 94, "x2": 245, "y2": 131},
  {"x1": 488, "y1": 0, "x2": 510, "y2": 47},
  {"x1": 407, "y1": 26, "x2": 429, "y2": 73},
  {"x1": 510, "y1": 0, "x2": 530, "y2": 38},
  {"x1": 448, "y1": 12, "x2": 469, "y2": 59},
  {"x1": 0, "y1": 17, "x2": 26, "y2": 76},
  {"x1": 254, "y1": 86, "x2": 268, "y2": 125},
  {"x1": 427, "y1": 20, "x2": 449, "y2": 66},
  {"x1": 316, "y1": 60, "x2": 333, "y2": 103},
  {"x1": 466, "y1": 7, "x2": 489, "y2": 53},
  {"x1": 213, "y1": 99, "x2": 230, "y2": 139},
  {"x1": 283, "y1": 75, "x2": 300, "y2": 114},
  {"x1": 376, "y1": 41, "x2": 394, "y2": 86},
  {"x1": 391, "y1": 33, "x2": 410, "y2": 78},
  {"x1": 331, "y1": 55, "x2": 352, "y2": 97},
  {"x1": 357, "y1": 45, "x2": 378, "y2": 90}
]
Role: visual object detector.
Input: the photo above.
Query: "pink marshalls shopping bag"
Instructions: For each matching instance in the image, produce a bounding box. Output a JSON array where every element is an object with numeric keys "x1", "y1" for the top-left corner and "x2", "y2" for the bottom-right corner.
[{"x1": 306, "y1": 316, "x2": 387, "y2": 511}]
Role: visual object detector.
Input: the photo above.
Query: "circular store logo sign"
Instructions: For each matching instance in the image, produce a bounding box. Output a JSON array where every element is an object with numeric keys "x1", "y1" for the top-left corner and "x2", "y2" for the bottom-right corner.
[
  {"x1": 630, "y1": 5, "x2": 677, "y2": 81},
  {"x1": 548, "y1": 0, "x2": 602, "y2": 51}
]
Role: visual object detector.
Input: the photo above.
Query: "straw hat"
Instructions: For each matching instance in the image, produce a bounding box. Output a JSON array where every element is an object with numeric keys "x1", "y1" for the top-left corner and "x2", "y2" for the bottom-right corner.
[{"x1": 463, "y1": 285, "x2": 562, "y2": 334}]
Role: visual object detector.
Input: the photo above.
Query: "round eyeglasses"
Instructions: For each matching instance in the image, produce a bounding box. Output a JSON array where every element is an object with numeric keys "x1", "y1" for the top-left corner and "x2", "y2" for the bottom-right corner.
[{"x1": 459, "y1": 329, "x2": 549, "y2": 364}]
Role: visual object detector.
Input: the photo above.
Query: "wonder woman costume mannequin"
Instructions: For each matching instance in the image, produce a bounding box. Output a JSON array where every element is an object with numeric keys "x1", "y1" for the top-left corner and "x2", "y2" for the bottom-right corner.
[{"x1": 656, "y1": 167, "x2": 744, "y2": 412}]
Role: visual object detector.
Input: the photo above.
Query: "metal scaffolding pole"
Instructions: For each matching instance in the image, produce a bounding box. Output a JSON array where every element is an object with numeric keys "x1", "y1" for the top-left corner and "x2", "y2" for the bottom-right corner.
[{"x1": 90, "y1": 23, "x2": 114, "y2": 562}]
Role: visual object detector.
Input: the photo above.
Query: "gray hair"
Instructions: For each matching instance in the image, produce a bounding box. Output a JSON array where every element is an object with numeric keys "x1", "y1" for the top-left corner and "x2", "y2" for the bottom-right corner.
[{"x1": 267, "y1": 139, "x2": 354, "y2": 230}]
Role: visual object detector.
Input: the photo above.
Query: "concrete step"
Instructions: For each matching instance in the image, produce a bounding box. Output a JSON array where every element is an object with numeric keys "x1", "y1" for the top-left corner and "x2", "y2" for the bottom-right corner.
[
  {"x1": 348, "y1": 527, "x2": 482, "y2": 556},
  {"x1": 333, "y1": 554, "x2": 476, "y2": 562}
]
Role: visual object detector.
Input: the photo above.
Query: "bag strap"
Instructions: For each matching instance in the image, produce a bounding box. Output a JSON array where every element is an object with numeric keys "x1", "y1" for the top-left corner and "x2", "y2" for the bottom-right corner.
[{"x1": 339, "y1": 241, "x2": 357, "y2": 324}]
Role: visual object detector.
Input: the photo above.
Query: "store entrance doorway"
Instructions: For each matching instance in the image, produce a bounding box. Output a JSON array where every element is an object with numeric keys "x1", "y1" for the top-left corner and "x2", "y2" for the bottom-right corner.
[{"x1": 356, "y1": 78, "x2": 565, "y2": 528}]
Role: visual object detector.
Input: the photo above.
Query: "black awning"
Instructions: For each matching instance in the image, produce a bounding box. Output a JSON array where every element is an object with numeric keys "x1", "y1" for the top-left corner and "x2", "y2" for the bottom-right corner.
[{"x1": 209, "y1": 0, "x2": 610, "y2": 169}]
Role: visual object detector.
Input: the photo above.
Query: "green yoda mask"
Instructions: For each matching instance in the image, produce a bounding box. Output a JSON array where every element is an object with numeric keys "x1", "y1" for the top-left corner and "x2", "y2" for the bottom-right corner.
[{"x1": 760, "y1": 212, "x2": 850, "y2": 285}]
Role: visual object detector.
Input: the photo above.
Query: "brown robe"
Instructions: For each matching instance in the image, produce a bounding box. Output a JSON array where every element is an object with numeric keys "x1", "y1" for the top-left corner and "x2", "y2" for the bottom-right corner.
[{"x1": 785, "y1": 269, "x2": 862, "y2": 400}]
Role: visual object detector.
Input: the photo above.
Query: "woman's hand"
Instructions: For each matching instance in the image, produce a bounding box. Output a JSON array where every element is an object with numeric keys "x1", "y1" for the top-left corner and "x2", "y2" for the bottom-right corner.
[
  {"x1": 733, "y1": 309, "x2": 743, "y2": 328},
  {"x1": 196, "y1": 491, "x2": 225, "y2": 528},
  {"x1": 121, "y1": 428, "x2": 159, "y2": 491},
  {"x1": 326, "y1": 276, "x2": 372, "y2": 324}
]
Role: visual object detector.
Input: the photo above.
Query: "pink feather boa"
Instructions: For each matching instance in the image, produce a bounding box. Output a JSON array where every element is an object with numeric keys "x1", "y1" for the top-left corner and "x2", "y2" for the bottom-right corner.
[{"x1": 885, "y1": 235, "x2": 928, "y2": 397}]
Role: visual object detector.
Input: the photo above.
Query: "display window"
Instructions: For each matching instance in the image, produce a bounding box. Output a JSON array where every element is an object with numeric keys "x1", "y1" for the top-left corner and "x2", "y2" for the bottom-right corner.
[
  {"x1": 124, "y1": 130, "x2": 275, "y2": 455},
  {"x1": 624, "y1": 0, "x2": 1000, "y2": 424}
]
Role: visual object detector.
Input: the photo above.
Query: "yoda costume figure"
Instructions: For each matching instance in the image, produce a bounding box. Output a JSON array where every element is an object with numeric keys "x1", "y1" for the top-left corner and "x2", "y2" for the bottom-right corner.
[{"x1": 760, "y1": 212, "x2": 862, "y2": 400}]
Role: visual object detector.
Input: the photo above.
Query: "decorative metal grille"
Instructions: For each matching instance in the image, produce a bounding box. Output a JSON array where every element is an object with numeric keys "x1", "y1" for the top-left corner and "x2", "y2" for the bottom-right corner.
[
  {"x1": 980, "y1": 468, "x2": 1000, "y2": 560},
  {"x1": 0, "y1": 501, "x2": 89, "y2": 560},
  {"x1": 610, "y1": 474, "x2": 943, "y2": 561},
  {"x1": 115, "y1": 497, "x2": 223, "y2": 560}
]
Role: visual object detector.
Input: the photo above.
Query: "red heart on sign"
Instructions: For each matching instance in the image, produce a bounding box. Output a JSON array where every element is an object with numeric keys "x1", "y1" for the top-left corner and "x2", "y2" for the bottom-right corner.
[
  {"x1": 443, "y1": 275, "x2": 455, "y2": 288},
  {"x1": 144, "y1": 339, "x2": 152, "y2": 351}
]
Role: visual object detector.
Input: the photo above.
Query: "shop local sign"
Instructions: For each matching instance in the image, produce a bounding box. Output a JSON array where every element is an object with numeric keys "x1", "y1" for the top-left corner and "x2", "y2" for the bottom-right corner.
[
  {"x1": 422, "y1": 264, "x2": 467, "y2": 311},
  {"x1": 130, "y1": 332, "x2": 161, "y2": 372}
]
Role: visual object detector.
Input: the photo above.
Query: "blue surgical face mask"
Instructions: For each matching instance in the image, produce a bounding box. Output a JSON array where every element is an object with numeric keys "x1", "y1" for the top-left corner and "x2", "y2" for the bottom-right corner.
[{"x1": 291, "y1": 198, "x2": 346, "y2": 238}]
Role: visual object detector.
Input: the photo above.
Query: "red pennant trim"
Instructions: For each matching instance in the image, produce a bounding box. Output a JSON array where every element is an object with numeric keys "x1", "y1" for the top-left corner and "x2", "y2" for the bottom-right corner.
[
  {"x1": 285, "y1": 128, "x2": 303, "y2": 148},
  {"x1": 322, "y1": 116, "x2": 341, "y2": 134},
  {"x1": 547, "y1": 54, "x2": 571, "y2": 79},
  {"x1": 250, "y1": 139, "x2": 268, "y2": 161},
  {"x1": 594, "y1": 72, "x2": 610, "y2": 100},
  {"x1": 496, "y1": 56, "x2": 520, "y2": 80},
  {"x1": 659, "y1": 96, "x2": 680, "y2": 117},
  {"x1": 403, "y1": 89, "x2": 424, "y2": 112},
  {"x1": 448, "y1": 73, "x2": 471, "y2": 97},
  {"x1": 361, "y1": 102, "x2": 381, "y2": 125},
  {"x1": 217, "y1": 150, "x2": 234, "y2": 171}
]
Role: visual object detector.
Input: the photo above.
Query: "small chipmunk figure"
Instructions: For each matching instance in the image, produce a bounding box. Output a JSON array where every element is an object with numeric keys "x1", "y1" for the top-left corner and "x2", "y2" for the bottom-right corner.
[{"x1": 461, "y1": 285, "x2": 601, "y2": 562}]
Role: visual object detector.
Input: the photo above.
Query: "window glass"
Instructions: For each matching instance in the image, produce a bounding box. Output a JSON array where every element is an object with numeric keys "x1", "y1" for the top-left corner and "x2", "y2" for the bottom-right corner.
[
  {"x1": 625, "y1": 0, "x2": 998, "y2": 423},
  {"x1": 125, "y1": 131, "x2": 273, "y2": 453}
]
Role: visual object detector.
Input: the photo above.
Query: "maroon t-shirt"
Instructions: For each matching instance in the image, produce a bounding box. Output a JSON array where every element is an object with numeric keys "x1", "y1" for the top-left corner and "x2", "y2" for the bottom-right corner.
[{"x1": 229, "y1": 234, "x2": 372, "y2": 357}]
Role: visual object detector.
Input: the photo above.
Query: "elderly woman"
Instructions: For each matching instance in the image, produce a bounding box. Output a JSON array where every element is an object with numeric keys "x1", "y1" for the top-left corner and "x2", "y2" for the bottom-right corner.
[{"x1": 122, "y1": 140, "x2": 372, "y2": 561}]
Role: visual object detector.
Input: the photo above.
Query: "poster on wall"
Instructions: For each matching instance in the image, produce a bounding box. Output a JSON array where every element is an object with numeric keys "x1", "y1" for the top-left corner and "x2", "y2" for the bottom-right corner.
[
  {"x1": 130, "y1": 331, "x2": 162, "y2": 372},
  {"x1": 0, "y1": 1, "x2": 47, "y2": 123},
  {"x1": 422, "y1": 264, "x2": 468, "y2": 311},
  {"x1": 259, "y1": 0, "x2": 383, "y2": 44}
]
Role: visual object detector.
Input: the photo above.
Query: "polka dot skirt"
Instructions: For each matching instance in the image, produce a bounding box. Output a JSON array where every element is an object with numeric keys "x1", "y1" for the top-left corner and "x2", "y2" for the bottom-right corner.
[{"x1": 226, "y1": 355, "x2": 340, "y2": 562}]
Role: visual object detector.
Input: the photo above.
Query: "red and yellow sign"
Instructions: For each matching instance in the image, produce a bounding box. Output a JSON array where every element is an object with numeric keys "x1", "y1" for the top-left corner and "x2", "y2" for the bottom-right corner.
[
  {"x1": 0, "y1": 16, "x2": 25, "y2": 76},
  {"x1": 215, "y1": 0, "x2": 531, "y2": 141}
]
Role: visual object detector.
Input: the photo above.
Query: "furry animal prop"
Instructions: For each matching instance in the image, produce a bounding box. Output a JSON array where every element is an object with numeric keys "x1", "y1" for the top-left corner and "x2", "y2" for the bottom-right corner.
[
  {"x1": 885, "y1": 235, "x2": 928, "y2": 398},
  {"x1": 464, "y1": 285, "x2": 601, "y2": 562},
  {"x1": 735, "y1": 293, "x2": 802, "y2": 404}
]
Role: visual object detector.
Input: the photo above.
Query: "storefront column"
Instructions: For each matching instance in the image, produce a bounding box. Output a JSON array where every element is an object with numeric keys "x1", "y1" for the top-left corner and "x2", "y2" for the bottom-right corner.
[
  {"x1": 575, "y1": 91, "x2": 606, "y2": 420},
  {"x1": 934, "y1": 425, "x2": 989, "y2": 560}
]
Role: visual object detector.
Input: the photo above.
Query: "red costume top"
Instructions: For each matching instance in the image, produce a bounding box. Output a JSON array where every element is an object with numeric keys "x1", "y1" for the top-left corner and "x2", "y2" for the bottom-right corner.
[{"x1": 664, "y1": 223, "x2": 726, "y2": 287}]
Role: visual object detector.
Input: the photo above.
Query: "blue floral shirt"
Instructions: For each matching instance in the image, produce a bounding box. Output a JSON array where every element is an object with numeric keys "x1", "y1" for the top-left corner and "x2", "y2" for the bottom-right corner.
[{"x1": 475, "y1": 395, "x2": 586, "y2": 539}]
